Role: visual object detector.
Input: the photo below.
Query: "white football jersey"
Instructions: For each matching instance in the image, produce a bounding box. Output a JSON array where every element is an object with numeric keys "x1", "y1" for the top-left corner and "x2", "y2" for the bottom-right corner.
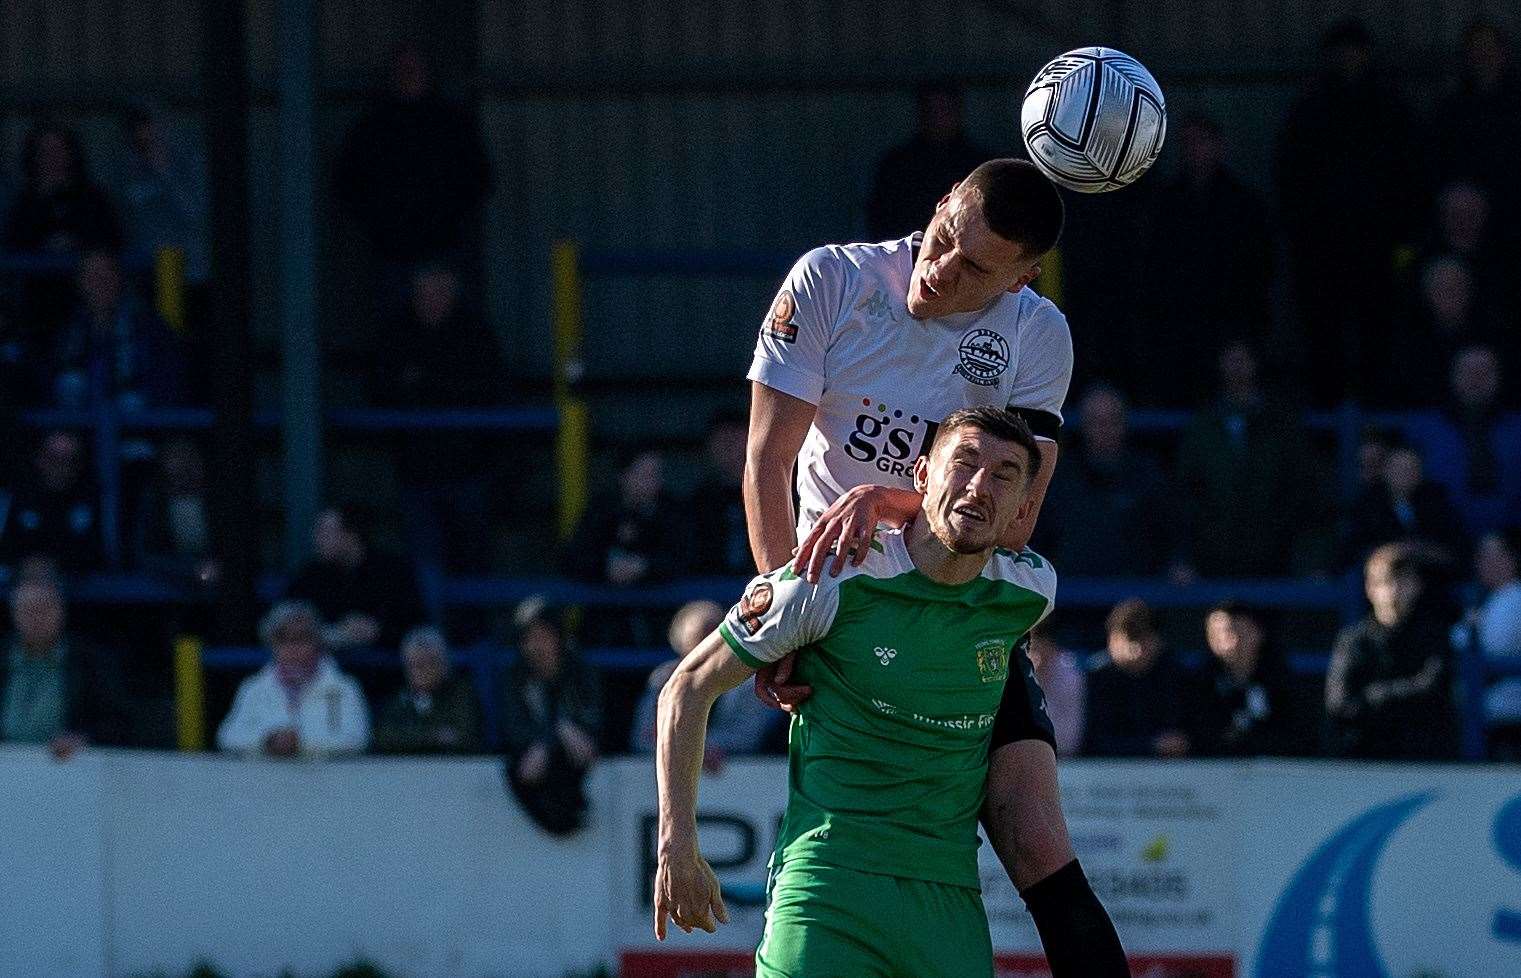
[{"x1": 747, "y1": 234, "x2": 1073, "y2": 540}]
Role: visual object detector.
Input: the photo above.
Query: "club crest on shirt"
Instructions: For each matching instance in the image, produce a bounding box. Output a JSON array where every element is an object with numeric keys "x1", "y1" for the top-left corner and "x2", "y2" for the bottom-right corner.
[
  {"x1": 955, "y1": 328, "x2": 1010, "y2": 386},
  {"x1": 975, "y1": 638, "x2": 1010, "y2": 683},
  {"x1": 764, "y1": 291, "x2": 799, "y2": 343},
  {"x1": 736, "y1": 581, "x2": 774, "y2": 635}
]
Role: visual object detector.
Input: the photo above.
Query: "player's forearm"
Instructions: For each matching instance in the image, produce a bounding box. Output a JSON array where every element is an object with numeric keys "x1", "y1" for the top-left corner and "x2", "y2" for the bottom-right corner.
[
  {"x1": 743, "y1": 461, "x2": 799, "y2": 572},
  {"x1": 656, "y1": 673, "x2": 718, "y2": 855}
]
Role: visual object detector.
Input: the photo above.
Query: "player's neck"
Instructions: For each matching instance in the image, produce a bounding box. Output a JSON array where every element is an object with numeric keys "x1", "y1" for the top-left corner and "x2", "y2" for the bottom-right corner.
[{"x1": 904, "y1": 514, "x2": 990, "y2": 586}]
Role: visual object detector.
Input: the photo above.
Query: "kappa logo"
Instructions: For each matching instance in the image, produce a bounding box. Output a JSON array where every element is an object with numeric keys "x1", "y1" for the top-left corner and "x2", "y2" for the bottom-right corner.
[
  {"x1": 854, "y1": 289, "x2": 898, "y2": 323},
  {"x1": 954, "y1": 328, "x2": 1010, "y2": 387},
  {"x1": 764, "y1": 290, "x2": 799, "y2": 343},
  {"x1": 874, "y1": 646, "x2": 897, "y2": 666}
]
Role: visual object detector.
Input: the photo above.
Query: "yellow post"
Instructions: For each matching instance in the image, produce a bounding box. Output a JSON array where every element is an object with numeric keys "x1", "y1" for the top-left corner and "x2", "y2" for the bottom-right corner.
[
  {"x1": 174, "y1": 634, "x2": 206, "y2": 751},
  {"x1": 154, "y1": 246, "x2": 188, "y2": 333},
  {"x1": 552, "y1": 240, "x2": 590, "y2": 540},
  {"x1": 1038, "y1": 246, "x2": 1064, "y2": 306}
]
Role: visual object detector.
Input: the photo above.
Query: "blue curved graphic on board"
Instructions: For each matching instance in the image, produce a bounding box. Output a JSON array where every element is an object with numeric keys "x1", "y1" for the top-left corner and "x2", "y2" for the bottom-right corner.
[
  {"x1": 1493, "y1": 793, "x2": 1521, "y2": 943},
  {"x1": 1254, "y1": 792, "x2": 1436, "y2": 978}
]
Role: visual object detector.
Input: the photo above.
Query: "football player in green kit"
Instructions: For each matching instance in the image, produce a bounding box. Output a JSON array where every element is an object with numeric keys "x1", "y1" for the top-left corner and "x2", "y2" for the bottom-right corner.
[{"x1": 654, "y1": 406, "x2": 1058, "y2": 977}]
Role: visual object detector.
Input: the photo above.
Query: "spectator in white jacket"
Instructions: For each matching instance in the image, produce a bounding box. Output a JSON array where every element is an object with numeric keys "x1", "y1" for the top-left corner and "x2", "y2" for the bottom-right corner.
[{"x1": 217, "y1": 601, "x2": 370, "y2": 758}]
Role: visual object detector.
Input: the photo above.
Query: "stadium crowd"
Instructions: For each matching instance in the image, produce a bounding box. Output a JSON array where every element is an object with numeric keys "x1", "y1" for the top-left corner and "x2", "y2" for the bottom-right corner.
[{"x1": 0, "y1": 22, "x2": 1519, "y2": 833}]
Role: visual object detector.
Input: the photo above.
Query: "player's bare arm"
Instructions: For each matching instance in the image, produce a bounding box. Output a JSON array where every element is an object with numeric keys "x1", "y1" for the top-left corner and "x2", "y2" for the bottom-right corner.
[
  {"x1": 982, "y1": 739, "x2": 1075, "y2": 890},
  {"x1": 744, "y1": 381, "x2": 815, "y2": 573},
  {"x1": 653, "y1": 629, "x2": 752, "y2": 940}
]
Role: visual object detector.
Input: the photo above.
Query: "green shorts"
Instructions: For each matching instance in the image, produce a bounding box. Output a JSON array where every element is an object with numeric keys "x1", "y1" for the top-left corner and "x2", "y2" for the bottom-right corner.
[{"x1": 754, "y1": 859, "x2": 994, "y2": 978}]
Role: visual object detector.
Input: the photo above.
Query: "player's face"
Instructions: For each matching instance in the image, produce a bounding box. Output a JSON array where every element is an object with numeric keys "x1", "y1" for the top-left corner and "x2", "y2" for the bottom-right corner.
[
  {"x1": 906, "y1": 189, "x2": 1040, "y2": 319},
  {"x1": 915, "y1": 426, "x2": 1032, "y2": 554}
]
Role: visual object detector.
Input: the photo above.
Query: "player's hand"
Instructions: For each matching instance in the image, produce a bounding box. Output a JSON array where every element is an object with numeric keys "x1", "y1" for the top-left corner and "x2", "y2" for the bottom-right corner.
[
  {"x1": 654, "y1": 845, "x2": 729, "y2": 940},
  {"x1": 753, "y1": 653, "x2": 812, "y2": 713},
  {"x1": 794, "y1": 485, "x2": 921, "y2": 583}
]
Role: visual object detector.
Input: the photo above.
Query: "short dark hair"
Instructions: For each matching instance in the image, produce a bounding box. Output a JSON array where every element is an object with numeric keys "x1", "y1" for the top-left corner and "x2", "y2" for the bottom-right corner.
[
  {"x1": 931, "y1": 406, "x2": 1042, "y2": 484},
  {"x1": 959, "y1": 159, "x2": 1064, "y2": 257},
  {"x1": 1105, "y1": 598, "x2": 1157, "y2": 640}
]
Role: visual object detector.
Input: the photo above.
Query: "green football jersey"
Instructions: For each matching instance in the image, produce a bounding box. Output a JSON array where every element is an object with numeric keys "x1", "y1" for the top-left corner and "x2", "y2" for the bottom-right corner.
[{"x1": 718, "y1": 528, "x2": 1056, "y2": 890}]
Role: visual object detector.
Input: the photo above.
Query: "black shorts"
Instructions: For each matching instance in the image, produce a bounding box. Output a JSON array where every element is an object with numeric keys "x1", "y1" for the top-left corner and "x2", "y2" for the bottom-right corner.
[{"x1": 990, "y1": 633, "x2": 1058, "y2": 753}]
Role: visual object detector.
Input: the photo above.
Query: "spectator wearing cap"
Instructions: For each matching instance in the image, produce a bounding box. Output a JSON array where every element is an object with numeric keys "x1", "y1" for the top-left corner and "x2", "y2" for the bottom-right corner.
[
  {"x1": 1403, "y1": 345, "x2": 1521, "y2": 537},
  {"x1": 630, "y1": 600, "x2": 776, "y2": 768},
  {"x1": 216, "y1": 601, "x2": 370, "y2": 759},
  {"x1": 1326, "y1": 543, "x2": 1460, "y2": 760},
  {"x1": 372, "y1": 625, "x2": 483, "y2": 755},
  {"x1": 285, "y1": 504, "x2": 426, "y2": 654},
  {"x1": 501, "y1": 600, "x2": 601, "y2": 836},
  {"x1": 1082, "y1": 599, "x2": 1191, "y2": 758},
  {"x1": 1458, "y1": 529, "x2": 1521, "y2": 758},
  {"x1": 0, "y1": 572, "x2": 129, "y2": 759},
  {"x1": 1186, "y1": 602, "x2": 1317, "y2": 757}
]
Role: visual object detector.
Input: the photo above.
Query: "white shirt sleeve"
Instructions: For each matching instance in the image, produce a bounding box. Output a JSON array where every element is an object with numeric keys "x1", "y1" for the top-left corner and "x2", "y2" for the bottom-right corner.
[
  {"x1": 718, "y1": 567, "x2": 840, "y2": 668},
  {"x1": 1007, "y1": 299, "x2": 1073, "y2": 440},
  {"x1": 215, "y1": 674, "x2": 278, "y2": 756},
  {"x1": 746, "y1": 247, "x2": 848, "y2": 406},
  {"x1": 300, "y1": 675, "x2": 371, "y2": 758}
]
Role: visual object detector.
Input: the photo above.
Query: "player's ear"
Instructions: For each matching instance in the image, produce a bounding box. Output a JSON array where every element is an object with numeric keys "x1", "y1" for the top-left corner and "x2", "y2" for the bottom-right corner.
[
  {"x1": 1014, "y1": 494, "x2": 1035, "y2": 524},
  {"x1": 1007, "y1": 262, "x2": 1041, "y2": 295},
  {"x1": 913, "y1": 455, "x2": 931, "y2": 493}
]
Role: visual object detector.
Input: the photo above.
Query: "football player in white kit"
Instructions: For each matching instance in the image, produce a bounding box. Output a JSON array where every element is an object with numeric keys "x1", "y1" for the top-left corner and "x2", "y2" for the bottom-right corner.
[{"x1": 743, "y1": 159, "x2": 1129, "y2": 976}]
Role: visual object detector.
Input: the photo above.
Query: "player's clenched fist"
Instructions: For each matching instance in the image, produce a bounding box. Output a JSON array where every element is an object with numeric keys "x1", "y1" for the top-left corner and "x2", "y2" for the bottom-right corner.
[{"x1": 653, "y1": 846, "x2": 730, "y2": 940}]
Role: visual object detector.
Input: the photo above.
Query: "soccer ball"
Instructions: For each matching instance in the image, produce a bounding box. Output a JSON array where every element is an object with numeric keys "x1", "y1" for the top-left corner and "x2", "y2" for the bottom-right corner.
[{"x1": 1020, "y1": 47, "x2": 1167, "y2": 193}]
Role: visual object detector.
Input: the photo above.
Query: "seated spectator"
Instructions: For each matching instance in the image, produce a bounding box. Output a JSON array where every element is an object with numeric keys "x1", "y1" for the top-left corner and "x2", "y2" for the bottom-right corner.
[
  {"x1": 216, "y1": 601, "x2": 370, "y2": 758},
  {"x1": 1025, "y1": 625, "x2": 1085, "y2": 758},
  {"x1": 687, "y1": 410, "x2": 752, "y2": 577},
  {"x1": 1459, "y1": 529, "x2": 1521, "y2": 758},
  {"x1": 285, "y1": 505, "x2": 425, "y2": 653},
  {"x1": 1174, "y1": 342, "x2": 1311, "y2": 577},
  {"x1": 0, "y1": 572, "x2": 129, "y2": 758},
  {"x1": 1082, "y1": 599, "x2": 1190, "y2": 758},
  {"x1": 501, "y1": 599, "x2": 600, "y2": 836},
  {"x1": 1326, "y1": 543, "x2": 1460, "y2": 759},
  {"x1": 1187, "y1": 602, "x2": 1316, "y2": 757},
  {"x1": 46, "y1": 249, "x2": 188, "y2": 410},
  {"x1": 1338, "y1": 439, "x2": 1468, "y2": 570},
  {"x1": 1032, "y1": 385, "x2": 1173, "y2": 575},
  {"x1": 372, "y1": 625, "x2": 483, "y2": 755},
  {"x1": 131, "y1": 436, "x2": 218, "y2": 587},
  {"x1": 365, "y1": 262, "x2": 505, "y2": 572},
  {"x1": 865, "y1": 80, "x2": 991, "y2": 241},
  {"x1": 1403, "y1": 345, "x2": 1521, "y2": 537},
  {"x1": 1380, "y1": 254, "x2": 1494, "y2": 407},
  {"x1": 565, "y1": 449, "x2": 687, "y2": 646},
  {"x1": 3, "y1": 122, "x2": 123, "y2": 335},
  {"x1": 0, "y1": 430, "x2": 104, "y2": 574},
  {"x1": 630, "y1": 600, "x2": 775, "y2": 767}
]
